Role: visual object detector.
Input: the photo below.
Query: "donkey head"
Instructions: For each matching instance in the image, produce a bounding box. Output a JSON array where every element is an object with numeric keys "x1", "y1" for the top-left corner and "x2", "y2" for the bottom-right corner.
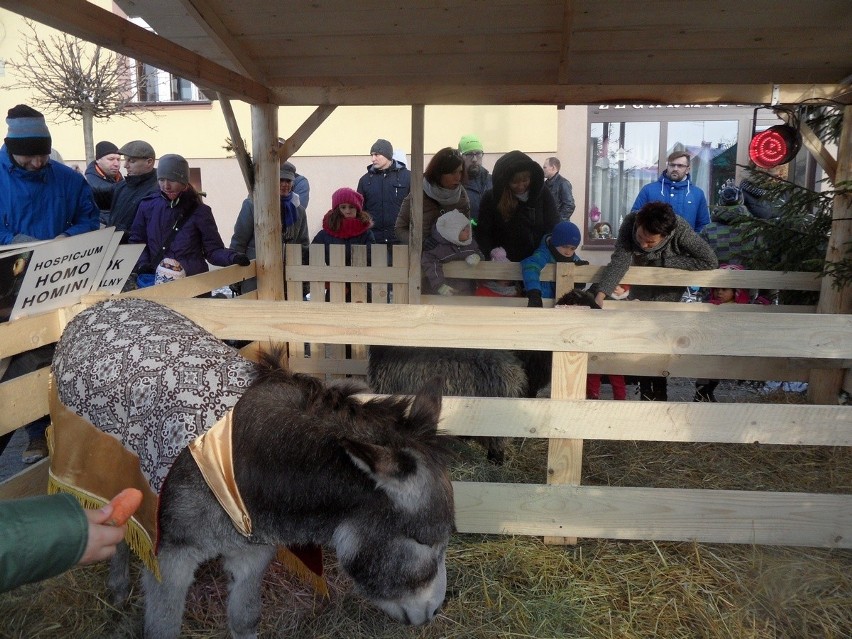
[{"x1": 333, "y1": 377, "x2": 455, "y2": 625}]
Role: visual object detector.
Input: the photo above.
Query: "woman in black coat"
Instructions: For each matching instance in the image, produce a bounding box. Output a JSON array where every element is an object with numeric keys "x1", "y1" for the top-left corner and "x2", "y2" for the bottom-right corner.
[{"x1": 474, "y1": 150, "x2": 560, "y2": 262}]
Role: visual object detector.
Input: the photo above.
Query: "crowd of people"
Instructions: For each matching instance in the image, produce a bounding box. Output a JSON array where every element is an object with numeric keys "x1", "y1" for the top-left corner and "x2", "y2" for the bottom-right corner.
[
  {"x1": 1, "y1": 102, "x2": 786, "y2": 584},
  {"x1": 1, "y1": 101, "x2": 781, "y2": 468}
]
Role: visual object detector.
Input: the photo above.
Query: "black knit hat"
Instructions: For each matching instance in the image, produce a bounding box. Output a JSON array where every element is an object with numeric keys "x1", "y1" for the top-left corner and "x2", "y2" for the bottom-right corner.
[
  {"x1": 370, "y1": 138, "x2": 394, "y2": 162},
  {"x1": 4, "y1": 104, "x2": 51, "y2": 156},
  {"x1": 95, "y1": 140, "x2": 119, "y2": 160}
]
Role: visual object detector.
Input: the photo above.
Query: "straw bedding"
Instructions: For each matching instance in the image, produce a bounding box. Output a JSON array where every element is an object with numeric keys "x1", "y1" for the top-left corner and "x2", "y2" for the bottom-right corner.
[{"x1": 1, "y1": 385, "x2": 849, "y2": 639}]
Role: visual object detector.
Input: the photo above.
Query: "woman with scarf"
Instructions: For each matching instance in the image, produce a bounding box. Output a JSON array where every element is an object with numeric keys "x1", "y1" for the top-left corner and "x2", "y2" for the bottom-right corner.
[
  {"x1": 229, "y1": 163, "x2": 310, "y2": 293},
  {"x1": 395, "y1": 147, "x2": 471, "y2": 246},
  {"x1": 130, "y1": 154, "x2": 249, "y2": 284}
]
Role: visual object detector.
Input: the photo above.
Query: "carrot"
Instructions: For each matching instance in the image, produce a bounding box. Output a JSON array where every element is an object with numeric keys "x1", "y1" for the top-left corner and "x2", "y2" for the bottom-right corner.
[{"x1": 105, "y1": 488, "x2": 144, "y2": 526}]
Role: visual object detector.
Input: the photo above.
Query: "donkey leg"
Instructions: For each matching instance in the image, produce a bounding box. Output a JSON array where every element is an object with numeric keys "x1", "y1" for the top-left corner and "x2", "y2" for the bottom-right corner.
[
  {"x1": 142, "y1": 544, "x2": 208, "y2": 639},
  {"x1": 222, "y1": 544, "x2": 276, "y2": 639},
  {"x1": 107, "y1": 541, "x2": 131, "y2": 606}
]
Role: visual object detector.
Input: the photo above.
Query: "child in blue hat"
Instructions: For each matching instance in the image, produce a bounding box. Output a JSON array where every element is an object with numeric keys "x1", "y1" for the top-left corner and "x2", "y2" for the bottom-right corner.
[{"x1": 521, "y1": 221, "x2": 588, "y2": 306}]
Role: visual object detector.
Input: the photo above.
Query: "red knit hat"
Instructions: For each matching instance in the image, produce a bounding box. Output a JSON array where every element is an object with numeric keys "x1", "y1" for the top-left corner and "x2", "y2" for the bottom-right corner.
[{"x1": 332, "y1": 187, "x2": 363, "y2": 212}]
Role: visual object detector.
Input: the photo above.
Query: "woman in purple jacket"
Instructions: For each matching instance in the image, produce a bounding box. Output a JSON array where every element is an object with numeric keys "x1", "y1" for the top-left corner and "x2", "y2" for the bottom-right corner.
[{"x1": 130, "y1": 154, "x2": 249, "y2": 279}]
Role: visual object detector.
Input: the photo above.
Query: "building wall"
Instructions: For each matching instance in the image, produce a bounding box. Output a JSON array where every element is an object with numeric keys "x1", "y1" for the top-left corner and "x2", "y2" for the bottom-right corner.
[{"x1": 0, "y1": 8, "x2": 599, "y2": 255}]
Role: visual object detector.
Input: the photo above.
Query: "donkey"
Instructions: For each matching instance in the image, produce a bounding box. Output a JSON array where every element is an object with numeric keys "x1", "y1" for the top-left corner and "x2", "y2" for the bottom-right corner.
[
  {"x1": 368, "y1": 345, "x2": 530, "y2": 464},
  {"x1": 51, "y1": 298, "x2": 455, "y2": 639}
]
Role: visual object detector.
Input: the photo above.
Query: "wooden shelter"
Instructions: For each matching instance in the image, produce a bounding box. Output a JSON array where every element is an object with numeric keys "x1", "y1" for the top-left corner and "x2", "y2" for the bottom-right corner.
[
  {"x1": 7, "y1": 0, "x2": 851, "y2": 298},
  {"x1": 1, "y1": 1, "x2": 850, "y2": 547}
]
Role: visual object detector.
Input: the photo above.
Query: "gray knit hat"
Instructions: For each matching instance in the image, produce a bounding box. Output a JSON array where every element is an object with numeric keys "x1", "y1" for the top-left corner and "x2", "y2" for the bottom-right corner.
[
  {"x1": 157, "y1": 154, "x2": 190, "y2": 184},
  {"x1": 370, "y1": 138, "x2": 394, "y2": 162},
  {"x1": 5, "y1": 104, "x2": 51, "y2": 156}
]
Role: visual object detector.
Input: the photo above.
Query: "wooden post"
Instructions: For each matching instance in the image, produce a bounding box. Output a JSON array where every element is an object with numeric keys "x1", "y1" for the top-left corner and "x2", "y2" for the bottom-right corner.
[
  {"x1": 251, "y1": 104, "x2": 284, "y2": 301},
  {"x1": 408, "y1": 105, "x2": 425, "y2": 304},
  {"x1": 808, "y1": 105, "x2": 852, "y2": 404},
  {"x1": 545, "y1": 350, "x2": 587, "y2": 545},
  {"x1": 546, "y1": 262, "x2": 585, "y2": 545}
]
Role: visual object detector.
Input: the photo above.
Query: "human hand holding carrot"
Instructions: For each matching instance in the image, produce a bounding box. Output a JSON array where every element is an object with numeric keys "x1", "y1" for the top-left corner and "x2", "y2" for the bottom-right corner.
[{"x1": 78, "y1": 488, "x2": 142, "y2": 566}]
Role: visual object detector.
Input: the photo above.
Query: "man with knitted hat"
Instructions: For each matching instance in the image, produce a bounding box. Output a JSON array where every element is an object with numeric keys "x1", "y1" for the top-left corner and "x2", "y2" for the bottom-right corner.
[
  {"x1": 458, "y1": 134, "x2": 492, "y2": 220},
  {"x1": 85, "y1": 140, "x2": 123, "y2": 218},
  {"x1": 0, "y1": 104, "x2": 99, "y2": 463},
  {"x1": 1, "y1": 105, "x2": 99, "y2": 244},
  {"x1": 356, "y1": 138, "x2": 411, "y2": 250}
]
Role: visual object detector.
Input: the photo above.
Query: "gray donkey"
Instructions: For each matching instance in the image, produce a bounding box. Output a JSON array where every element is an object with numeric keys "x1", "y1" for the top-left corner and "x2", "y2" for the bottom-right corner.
[
  {"x1": 52, "y1": 298, "x2": 456, "y2": 638},
  {"x1": 368, "y1": 345, "x2": 531, "y2": 464}
]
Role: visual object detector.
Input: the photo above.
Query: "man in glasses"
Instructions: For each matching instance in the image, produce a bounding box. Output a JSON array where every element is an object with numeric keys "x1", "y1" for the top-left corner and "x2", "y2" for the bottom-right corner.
[
  {"x1": 457, "y1": 134, "x2": 492, "y2": 221},
  {"x1": 631, "y1": 151, "x2": 710, "y2": 232}
]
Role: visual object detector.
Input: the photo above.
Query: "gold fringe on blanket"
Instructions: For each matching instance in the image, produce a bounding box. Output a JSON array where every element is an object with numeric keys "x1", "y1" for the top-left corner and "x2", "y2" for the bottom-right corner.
[
  {"x1": 47, "y1": 378, "x2": 162, "y2": 580},
  {"x1": 45, "y1": 453, "x2": 161, "y2": 580},
  {"x1": 48, "y1": 374, "x2": 327, "y2": 596},
  {"x1": 277, "y1": 546, "x2": 329, "y2": 598}
]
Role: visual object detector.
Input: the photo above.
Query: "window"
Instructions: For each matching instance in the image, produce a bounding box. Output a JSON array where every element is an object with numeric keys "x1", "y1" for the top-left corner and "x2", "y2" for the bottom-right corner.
[
  {"x1": 125, "y1": 16, "x2": 208, "y2": 105},
  {"x1": 584, "y1": 106, "x2": 754, "y2": 246},
  {"x1": 130, "y1": 62, "x2": 206, "y2": 104}
]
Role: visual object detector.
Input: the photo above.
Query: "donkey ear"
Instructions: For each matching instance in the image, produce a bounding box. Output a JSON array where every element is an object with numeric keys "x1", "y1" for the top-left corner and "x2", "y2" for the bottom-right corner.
[
  {"x1": 341, "y1": 439, "x2": 416, "y2": 480},
  {"x1": 403, "y1": 376, "x2": 443, "y2": 435},
  {"x1": 342, "y1": 439, "x2": 426, "y2": 510}
]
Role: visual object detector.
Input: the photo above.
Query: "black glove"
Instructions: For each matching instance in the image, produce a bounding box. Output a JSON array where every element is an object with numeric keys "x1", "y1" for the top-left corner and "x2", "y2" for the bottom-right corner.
[
  {"x1": 527, "y1": 289, "x2": 543, "y2": 308},
  {"x1": 231, "y1": 253, "x2": 251, "y2": 266},
  {"x1": 136, "y1": 263, "x2": 155, "y2": 275},
  {"x1": 575, "y1": 259, "x2": 590, "y2": 266}
]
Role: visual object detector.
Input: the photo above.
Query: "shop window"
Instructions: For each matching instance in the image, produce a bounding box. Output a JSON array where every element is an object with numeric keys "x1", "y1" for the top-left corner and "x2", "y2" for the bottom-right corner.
[{"x1": 585, "y1": 106, "x2": 746, "y2": 246}]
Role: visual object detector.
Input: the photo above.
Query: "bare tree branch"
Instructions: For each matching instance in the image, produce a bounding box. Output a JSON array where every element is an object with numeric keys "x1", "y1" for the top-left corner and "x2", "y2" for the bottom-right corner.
[{"x1": 7, "y1": 19, "x2": 156, "y2": 162}]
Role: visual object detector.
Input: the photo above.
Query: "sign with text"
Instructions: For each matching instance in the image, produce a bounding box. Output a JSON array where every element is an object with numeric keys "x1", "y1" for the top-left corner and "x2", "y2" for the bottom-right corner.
[
  {"x1": 96, "y1": 243, "x2": 144, "y2": 293},
  {"x1": 9, "y1": 228, "x2": 115, "y2": 321}
]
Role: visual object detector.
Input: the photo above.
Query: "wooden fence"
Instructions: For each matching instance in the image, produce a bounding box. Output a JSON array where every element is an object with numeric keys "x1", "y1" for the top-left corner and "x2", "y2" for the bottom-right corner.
[{"x1": 1, "y1": 250, "x2": 850, "y2": 549}]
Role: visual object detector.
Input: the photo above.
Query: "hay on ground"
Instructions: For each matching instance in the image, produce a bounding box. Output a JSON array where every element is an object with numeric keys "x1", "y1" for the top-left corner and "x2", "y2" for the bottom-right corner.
[{"x1": 1, "y1": 387, "x2": 849, "y2": 639}]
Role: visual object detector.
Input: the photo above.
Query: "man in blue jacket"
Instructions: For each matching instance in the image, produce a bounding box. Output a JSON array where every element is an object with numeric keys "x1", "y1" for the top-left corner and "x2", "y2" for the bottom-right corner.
[
  {"x1": 0, "y1": 104, "x2": 99, "y2": 464},
  {"x1": 632, "y1": 151, "x2": 710, "y2": 232}
]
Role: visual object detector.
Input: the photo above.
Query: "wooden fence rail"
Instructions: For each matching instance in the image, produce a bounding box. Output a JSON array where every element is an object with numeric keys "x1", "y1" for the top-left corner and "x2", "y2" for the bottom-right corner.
[{"x1": 1, "y1": 255, "x2": 849, "y2": 549}]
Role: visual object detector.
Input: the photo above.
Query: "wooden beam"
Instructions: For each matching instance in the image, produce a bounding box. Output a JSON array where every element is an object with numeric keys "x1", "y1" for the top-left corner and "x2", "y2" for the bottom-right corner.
[
  {"x1": 454, "y1": 482, "x2": 852, "y2": 548},
  {"x1": 177, "y1": 0, "x2": 267, "y2": 82},
  {"x1": 218, "y1": 94, "x2": 252, "y2": 194},
  {"x1": 110, "y1": 298, "x2": 852, "y2": 360},
  {"x1": 0, "y1": 459, "x2": 49, "y2": 499},
  {"x1": 251, "y1": 104, "x2": 284, "y2": 301},
  {"x1": 778, "y1": 111, "x2": 838, "y2": 183},
  {"x1": 268, "y1": 83, "x2": 847, "y2": 107},
  {"x1": 556, "y1": 0, "x2": 576, "y2": 85},
  {"x1": 434, "y1": 397, "x2": 852, "y2": 446},
  {"x1": 545, "y1": 350, "x2": 586, "y2": 545},
  {"x1": 809, "y1": 104, "x2": 852, "y2": 404},
  {"x1": 277, "y1": 105, "x2": 337, "y2": 162},
  {"x1": 3, "y1": 0, "x2": 272, "y2": 104},
  {"x1": 407, "y1": 105, "x2": 425, "y2": 304}
]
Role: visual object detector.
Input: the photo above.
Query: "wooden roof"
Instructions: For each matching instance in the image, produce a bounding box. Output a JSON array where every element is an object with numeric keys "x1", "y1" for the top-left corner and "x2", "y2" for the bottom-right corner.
[{"x1": 7, "y1": 0, "x2": 852, "y2": 106}]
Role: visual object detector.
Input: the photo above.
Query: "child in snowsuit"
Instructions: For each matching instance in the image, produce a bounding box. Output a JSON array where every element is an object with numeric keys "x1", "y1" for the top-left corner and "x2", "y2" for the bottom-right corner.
[
  {"x1": 421, "y1": 209, "x2": 483, "y2": 296},
  {"x1": 521, "y1": 221, "x2": 588, "y2": 307}
]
